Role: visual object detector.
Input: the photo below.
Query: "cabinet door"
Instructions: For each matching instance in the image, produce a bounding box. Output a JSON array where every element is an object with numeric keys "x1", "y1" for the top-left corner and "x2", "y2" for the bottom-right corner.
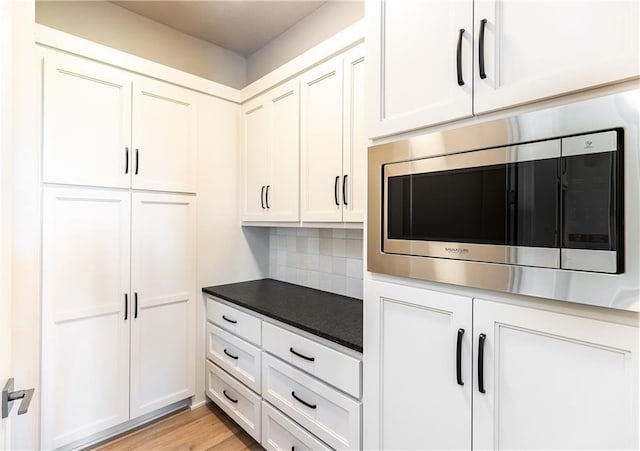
[
  {"x1": 42, "y1": 52, "x2": 132, "y2": 188},
  {"x1": 363, "y1": 280, "x2": 472, "y2": 450},
  {"x1": 473, "y1": 299, "x2": 639, "y2": 450},
  {"x1": 41, "y1": 187, "x2": 130, "y2": 449},
  {"x1": 367, "y1": 0, "x2": 473, "y2": 138},
  {"x1": 342, "y1": 46, "x2": 366, "y2": 223},
  {"x1": 132, "y1": 78, "x2": 197, "y2": 193},
  {"x1": 242, "y1": 96, "x2": 269, "y2": 221},
  {"x1": 267, "y1": 79, "x2": 300, "y2": 222},
  {"x1": 474, "y1": 1, "x2": 640, "y2": 113},
  {"x1": 300, "y1": 57, "x2": 344, "y2": 222},
  {"x1": 130, "y1": 192, "x2": 196, "y2": 418}
]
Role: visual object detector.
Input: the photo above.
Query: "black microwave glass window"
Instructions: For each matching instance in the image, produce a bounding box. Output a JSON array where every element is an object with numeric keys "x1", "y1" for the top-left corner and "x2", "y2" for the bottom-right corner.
[{"x1": 387, "y1": 159, "x2": 559, "y2": 248}]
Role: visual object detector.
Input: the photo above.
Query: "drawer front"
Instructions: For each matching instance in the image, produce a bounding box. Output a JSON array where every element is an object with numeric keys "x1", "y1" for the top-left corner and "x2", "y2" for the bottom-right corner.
[
  {"x1": 261, "y1": 401, "x2": 331, "y2": 451},
  {"x1": 206, "y1": 360, "x2": 261, "y2": 442},
  {"x1": 263, "y1": 322, "x2": 362, "y2": 398},
  {"x1": 206, "y1": 297, "x2": 261, "y2": 345},
  {"x1": 207, "y1": 322, "x2": 261, "y2": 393},
  {"x1": 262, "y1": 354, "x2": 361, "y2": 450}
]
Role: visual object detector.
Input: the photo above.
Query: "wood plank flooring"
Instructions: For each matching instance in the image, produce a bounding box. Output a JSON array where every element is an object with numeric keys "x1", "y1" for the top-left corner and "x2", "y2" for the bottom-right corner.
[{"x1": 90, "y1": 403, "x2": 263, "y2": 450}]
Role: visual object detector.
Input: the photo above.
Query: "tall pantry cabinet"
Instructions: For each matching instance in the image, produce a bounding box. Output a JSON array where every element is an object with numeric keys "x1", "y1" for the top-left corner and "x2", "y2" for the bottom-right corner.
[{"x1": 40, "y1": 50, "x2": 197, "y2": 449}]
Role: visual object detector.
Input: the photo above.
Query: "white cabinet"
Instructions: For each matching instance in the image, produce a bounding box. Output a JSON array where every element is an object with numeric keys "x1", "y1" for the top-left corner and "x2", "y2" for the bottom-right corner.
[
  {"x1": 367, "y1": 0, "x2": 640, "y2": 138},
  {"x1": 473, "y1": 298, "x2": 639, "y2": 450},
  {"x1": 474, "y1": 0, "x2": 640, "y2": 114},
  {"x1": 131, "y1": 78, "x2": 198, "y2": 193},
  {"x1": 42, "y1": 50, "x2": 198, "y2": 193},
  {"x1": 364, "y1": 280, "x2": 639, "y2": 450},
  {"x1": 42, "y1": 52, "x2": 132, "y2": 188},
  {"x1": 41, "y1": 186, "x2": 131, "y2": 449},
  {"x1": 129, "y1": 192, "x2": 196, "y2": 419},
  {"x1": 242, "y1": 79, "x2": 300, "y2": 222},
  {"x1": 301, "y1": 46, "x2": 366, "y2": 222},
  {"x1": 367, "y1": 0, "x2": 473, "y2": 138},
  {"x1": 364, "y1": 281, "x2": 472, "y2": 450}
]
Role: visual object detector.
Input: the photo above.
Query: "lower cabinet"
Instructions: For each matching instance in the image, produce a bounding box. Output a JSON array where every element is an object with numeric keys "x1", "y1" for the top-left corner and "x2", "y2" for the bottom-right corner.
[
  {"x1": 364, "y1": 280, "x2": 639, "y2": 450},
  {"x1": 205, "y1": 296, "x2": 363, "y2": 449},
  {"x1": 41, "y1": 186, "x2": 196, "y2": 449}
]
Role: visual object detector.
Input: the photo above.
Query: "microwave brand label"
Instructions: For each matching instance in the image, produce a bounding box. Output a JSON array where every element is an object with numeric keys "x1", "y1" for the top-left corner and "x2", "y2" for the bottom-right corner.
[{"x1": 445, "y1": 247, "x2": 470, "y2": 255}]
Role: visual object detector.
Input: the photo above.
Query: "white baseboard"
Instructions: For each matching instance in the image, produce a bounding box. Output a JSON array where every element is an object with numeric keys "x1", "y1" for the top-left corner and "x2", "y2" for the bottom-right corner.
[{"x1": 190, "y1": 399, "x2": 208, "y2": 410}]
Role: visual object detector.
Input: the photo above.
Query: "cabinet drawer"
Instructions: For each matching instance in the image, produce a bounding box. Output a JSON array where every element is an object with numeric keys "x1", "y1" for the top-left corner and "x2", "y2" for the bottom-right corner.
[
  {"x1": 261, "y1": 401, "x2": 331, "y2": 451},
  {"x1": 205, "y1": 360, "x2": 261, "y2": 442},
  {"x1": 263, "y1": 322, "x2": 361, "y2": 398},
  {"x1": 206, "y1": 297, "x2": 261, "y2": 346},
  {"x1": 262, "y1": 354, "x2": 361, "y2": 450},
  {"x1": 206, "y1": 322, "x2": 261, "y2": 393}
]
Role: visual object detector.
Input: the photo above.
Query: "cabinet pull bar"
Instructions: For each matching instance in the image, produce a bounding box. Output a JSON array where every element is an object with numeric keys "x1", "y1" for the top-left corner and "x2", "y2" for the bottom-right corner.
[
  {"x1": 134, "y1": 292, "x2": 138, "y2": 319},
  {"x1": 125, "y1": 147, "x2": 129, "y2": 174},
  {"x1": 479, "y1": 19, "x2": 488, "y2": 79},
  {"x1": 265, "y1": 185, "x2": 270, "y2": 209},
  {"x1": 222, "y1": 315, "x2": 237, "y2": 324},
  {"x1": 291, "y1": 391, "x2": 316, "y2": 409},
  {"x1": 124, "y1": 294, "x2": 128, "y2": 321},
  {"x1": 290, "y1": 347, "x2": 315, "y2": 362},
  {"x1": 223, "y1": 349, "x2": 239, "y2": 360},
  {"x1": 456, "y1": 29, "x2": 465, "y2": 86},
  {"x1": 261, "y1": 186, "x2": 265, "y2": 209},
  {"x1": 342, "y1": 174, "x2": 348, "y2": 206},
  {"x1": 135, "y1": 148, "x2": 139, "y2": 175},
  {"x1": 223, "y1": 390, "x2": 238, "y2": 404},
  {"x1": 478, "y1": 333, "x2": 486, "y2": 393},
  {"x1": 456, "y1": 328, "x2": 464, "y2": 385},
  {"x1": 334, "y1": 176, "x2": 340, "y2": 206}
]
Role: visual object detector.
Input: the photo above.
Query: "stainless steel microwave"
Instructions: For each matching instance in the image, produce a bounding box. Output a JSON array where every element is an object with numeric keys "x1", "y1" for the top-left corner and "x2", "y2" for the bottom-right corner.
[{"x1": 368, "y1": 90, "x2": 640, "y2": 311}]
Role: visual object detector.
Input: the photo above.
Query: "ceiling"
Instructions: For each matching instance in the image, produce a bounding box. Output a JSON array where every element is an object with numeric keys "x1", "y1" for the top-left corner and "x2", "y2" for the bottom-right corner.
[{"x1": 111, "y1": 0, "x2": 327, "y2": 56}]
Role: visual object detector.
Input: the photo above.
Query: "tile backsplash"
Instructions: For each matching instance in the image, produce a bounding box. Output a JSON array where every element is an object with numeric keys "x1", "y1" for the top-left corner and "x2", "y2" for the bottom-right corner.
[{"x1": 269, "y1": 228, "x2": 363, "y2": 299}]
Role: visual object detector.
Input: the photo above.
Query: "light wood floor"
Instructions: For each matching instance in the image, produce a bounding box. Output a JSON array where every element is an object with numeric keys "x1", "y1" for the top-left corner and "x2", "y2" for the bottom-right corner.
[{"x1": 90, "y1": 403, "x2": 263, "y2": 450}]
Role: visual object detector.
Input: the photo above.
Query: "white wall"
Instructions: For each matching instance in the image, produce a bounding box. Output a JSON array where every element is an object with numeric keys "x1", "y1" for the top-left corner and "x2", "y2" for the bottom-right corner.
[
  {"x1": 35, "y1": 1, "x2": 247, "y2": 89},
  {"x1": 246, "y1": 1, "x2": 364, "y2": 84}
]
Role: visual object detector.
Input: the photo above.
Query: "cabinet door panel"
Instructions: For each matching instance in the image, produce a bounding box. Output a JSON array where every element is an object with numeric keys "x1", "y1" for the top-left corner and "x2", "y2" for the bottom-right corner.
[
  {"x1": 473, "y1": 299, "x2": 639, "y2": 450},
  {"x1": 342, "y1": 46, "x2": 366, "y2": 222},
  {"x1": 267, "y1": 79, "x2": 300, "y2": 222},
  {"x1": 474, "y1": 0, "x2": 640, "y2": 113},
  {"x1": 368, "y1": 0, "x2": 473, "y2": 138},
  {"x1": 132, "y1": 78, "x2": 197, "y2": 193},
  {"x1": 242, "y1": 96, "x2": 269, "y2": 221},
  {"x1": 130, "y1": 192, "x2": 196, "y2": 418},
  {"x1": 364, "y1": 280, "x2": 472, "y2": 450},
  {"x1": 43, "y1": 52, "x2": 131, "y2": 188},
  {"x1": 41, "y1": 187, "x2": 130, "y2": 449},
  {"x1": 301, "y1": 58, "x2": 344, "y2": 222}
]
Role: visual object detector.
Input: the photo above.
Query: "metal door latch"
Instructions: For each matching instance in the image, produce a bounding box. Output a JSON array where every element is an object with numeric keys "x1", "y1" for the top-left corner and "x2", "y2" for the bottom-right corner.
[{"x1": 2, "y1": 378, "x2": 34, "y2": 419}]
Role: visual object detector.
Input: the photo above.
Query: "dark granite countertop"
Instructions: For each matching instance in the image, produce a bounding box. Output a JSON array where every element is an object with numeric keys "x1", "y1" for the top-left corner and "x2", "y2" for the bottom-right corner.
[{"x1": 202, "y1": 278, "x2": 363, "y2": 353}]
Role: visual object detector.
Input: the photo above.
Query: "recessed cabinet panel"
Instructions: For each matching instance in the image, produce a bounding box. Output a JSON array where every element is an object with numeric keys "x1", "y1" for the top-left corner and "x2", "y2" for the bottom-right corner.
[
  {"x1": 130, "y1": 192, "x2": 196, "y2": 419},
  {"x1": 368, "y1": 0, "x2": 473, "y2": 138},
  {"x1": 300, "y1": 58, "x2": 344, "y2": 222},
  {"x1": 474, "y1": 0, "x2": 640, "y2": 113},
  {"x1": 41, "y1": 187, "x2": 131, "y2": 449},
  {"x1": 242, "y1": 97, "x2": 270, "y2": 221},
  {"x1": 473, "y1": 299, "x2": 639, "y2": 450},
  {"x1": 43, "y1": 53, "x2": 132, "y2": 188},
  {"x1": 132, "y1": 78, "x2": 197, "y2": 193}
]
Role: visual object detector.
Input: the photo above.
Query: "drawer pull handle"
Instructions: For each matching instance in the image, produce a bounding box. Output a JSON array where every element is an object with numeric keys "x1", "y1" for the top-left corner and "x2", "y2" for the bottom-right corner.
[
  {"x1": 223, "y1": 390, "x2": 238, "y2": 404},
  {"x1": 291, "y1": 391, "x2": 316, "y2": 409},
  {"x1": 222, "y1": 315, "x2": 237, "y2": 324},
  {"x1": 290, "y1": 347, "x2": 315, "y2": 362},
  {"x1": 223, "y1": 349, "x2": 239, "y2": 360}
]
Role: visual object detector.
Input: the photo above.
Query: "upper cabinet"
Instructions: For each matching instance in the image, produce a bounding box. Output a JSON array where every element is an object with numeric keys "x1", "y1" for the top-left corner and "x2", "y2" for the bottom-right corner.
[
  {"x1": 367, "y1": 0, "x2": 473, "y2": 138},
  {"x1": 300, "y1": 45, "x2": 366, "y2": 223},
  {"x1": 42, "y1": 51, "x2": 198, "y2": 193},
  {"x1": 242, "y1": 79, "x2": 300, "y2": 222},
  {"x1": 367, "y1": 0, "x2": 640, "y2": 138},
  {"x1": 131, "y1": 78, "x2": 198, "y2": 193}
]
